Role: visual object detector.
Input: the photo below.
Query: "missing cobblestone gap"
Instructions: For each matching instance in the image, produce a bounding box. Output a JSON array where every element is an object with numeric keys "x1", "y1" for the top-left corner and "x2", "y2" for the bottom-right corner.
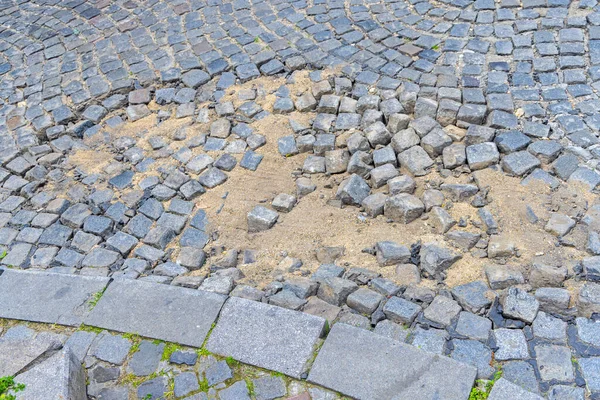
[{"x1": 2, "y1": 0, "x2": 600, "y2": 398}]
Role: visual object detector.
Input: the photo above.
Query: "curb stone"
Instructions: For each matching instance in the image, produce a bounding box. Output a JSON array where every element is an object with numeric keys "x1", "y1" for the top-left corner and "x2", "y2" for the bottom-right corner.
[
  {"x1": 0, "y1": 268, "x2": 109, "y2": 326},
  {"x1": 206, "y1": 296, "x2": 326, "y2": 379},
  {"x1": 0, "y1": 271, "x2": 480, "y2": 399},
  {"x1": 85, "y1": 278, "x2": 226, "y2": 347},
  {"x1": 308, "y1": 323, "x2": 477, "y2": 400}
]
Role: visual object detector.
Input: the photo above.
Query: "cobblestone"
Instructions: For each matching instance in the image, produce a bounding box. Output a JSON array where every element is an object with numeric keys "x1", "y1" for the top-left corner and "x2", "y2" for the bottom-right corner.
[{"x1": 2, "y1": 0, "x2": 600, "y2": 397}]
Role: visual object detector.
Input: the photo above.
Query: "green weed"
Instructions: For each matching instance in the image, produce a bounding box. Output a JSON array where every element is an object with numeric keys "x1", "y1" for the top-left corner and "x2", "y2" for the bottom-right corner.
[
  {"x1": 196, "y1": 348, "x2": 211, "y2": 357},
  {"x1": 468, "y1": 368, "x2": 502, "y2": 400},
  {"x1": 199, "y1": 378, "x2": 209, "y2": 392},
  {"x1": 245, "y1": 378, "x2": 255, "y2": 397},
  {"x1": 121, "y1": 371, "x2": 158, "y2": 388},
  {"x1": 122, "y1": 333, "x2": 141, "y2": 354},
  {"x1": 88, "y1": 288, "x2": 106, "y2": 309},
  {"x1": 0, "y1": 376, "x2": 25, "y2": 400},
  {"x1": 78, "y1": 324, "x2": 102, "y2": 334},
  {"x1": 161, "y1": 342, "x2": 182, "y2": 361},
  {"x1": 225, "y1": 356, "x2": 240, "y2": 368}
]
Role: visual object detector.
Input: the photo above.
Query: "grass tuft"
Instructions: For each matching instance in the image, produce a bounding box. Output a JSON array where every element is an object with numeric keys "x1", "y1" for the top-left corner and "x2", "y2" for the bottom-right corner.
[
  {"x1": 121, "y1": 371, "x2": 160, "y2": 388},
  {"x1": 245, "y1": 378, "x2": 255, "y2": 397},
  {"x1": 78, "y1": 324, "x2": 102, "y2": 334},
  {"x1": 0, "y1": 376, "x2": 25, "y2": 400},
  {"x1": 225, "y1": 356, "x2": 240, "y2": 368},
  {"x1": 161, "y1": 342, "x2": 182, "y2": 361},
  {"x1": 122, "y1": 333, "x2": 141, "y2": 354},
  {"x1": 88, "y1": 288, "x2": 107, "y2": 310},
  {"x1": 199, "y1": 378, "x2": 209, "y2": 392},
  {"x1": 468, "y1": 368, "x2": 502, "y2": 400},
  {"x1": 196, "y1": 348, "x2": 211, "y2": 357},
  {"x1": 270, "y1": 371, "x2": 284, "y2": 378}
]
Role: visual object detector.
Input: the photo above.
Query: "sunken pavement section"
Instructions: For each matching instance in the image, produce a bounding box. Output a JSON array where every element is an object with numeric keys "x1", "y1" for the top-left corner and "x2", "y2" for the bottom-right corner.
[{"x1": 2, "y1": 0, "x2": 600, "y2": 398}]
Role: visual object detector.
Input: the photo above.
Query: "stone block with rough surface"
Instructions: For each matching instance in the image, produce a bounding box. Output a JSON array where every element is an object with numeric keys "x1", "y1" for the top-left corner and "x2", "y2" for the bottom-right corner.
[
  {"x1": 206, "y1": 297, "x2": 325, "y2": 378},
  {"x1": 247, "y1": 206, "x2": 279, "y2": 232},
  {"x1": 0, "y1": 331, "x2": 65, "y2": 377},
  {"x1": 308, "y1": 323, "x2": 476, "y2": 400},
  {"x1": 0, "y1": 269, "x2": 109, "y2": 326},
  {"x1": 488, "y1": 378, "x2": 543, "y2": 400},
  {"x1": 15, "y1": 347, "x2": 86, "y2": 400},
  {"x1": 85, "y1": 279, "x2": 225, "y2": 347}
]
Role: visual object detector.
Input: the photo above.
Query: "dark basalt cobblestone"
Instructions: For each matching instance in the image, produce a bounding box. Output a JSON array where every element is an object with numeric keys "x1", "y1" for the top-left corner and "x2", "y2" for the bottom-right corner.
[
  {"x1": 3, "y1": 0, "x2": 600, "y2": 398},
  {"x1": 0, "y1": 322, "x2": 331, "y2": 400}
]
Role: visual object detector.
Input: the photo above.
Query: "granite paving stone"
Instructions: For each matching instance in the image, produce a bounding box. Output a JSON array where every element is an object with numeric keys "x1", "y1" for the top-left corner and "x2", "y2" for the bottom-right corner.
[
  {"x1": 174, "y1": 371, "x2": 200, "y2": 397},
  {"x1": 493, "y1": 328, "x2": 530, "y2": 361},
  {"x1": 488, "y1": 378, "x2": 543, "y2": 400},
  {"x1": 308, "y1": 323, "x2": 476, "y2": 400},
  {"x1": 535, "y1": 345, "x2": 574, "y2": 382},
  {"x1": 91, "y1": 333, "x2": 132, "y2": 365},
  {"x1": 579, "y1": 357, "x2": 600, "y2": 391},
  {"x1": 206, "y1": 296, "x2": 326, "y2": 378},
  {"x1": 0, "y1": 330, "x2": 65, "y2": 376},
  {"x1": 455, "y1": 311, "x2": 492, "y2": 341},
  {"x1": 503, "y1": 361, "x2": 540, "y2": 395},
  {"x1": 219, "y1": 380, "x2": 250, "y2": 400},
  {"x1": 14, "y1": 348, "x2": 86, "y2": 400},
  {"x1": 0, "y1": 269, "x2": 109, "y2": 326},
  {"x1": 451, "y1": 339, "x2": 494, "y2": 379},
  {"x1": 128, "y1": 340, "x2": 164, "y2": 376},
  {"x1": 253, "y1": 376, "x2": 287, "y2": 400},
  {"x1": 410, "y1": 327, "x2": 449, "y2": 355},
  {"x1": 85, "y1": 279, "x2": 225, "y2": 347}
]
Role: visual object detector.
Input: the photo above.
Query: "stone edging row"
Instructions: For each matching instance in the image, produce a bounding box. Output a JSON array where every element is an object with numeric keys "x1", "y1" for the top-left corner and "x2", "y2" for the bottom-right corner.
[{"x1": 0, "y1": 267, "x2": 485, "y2": 400}]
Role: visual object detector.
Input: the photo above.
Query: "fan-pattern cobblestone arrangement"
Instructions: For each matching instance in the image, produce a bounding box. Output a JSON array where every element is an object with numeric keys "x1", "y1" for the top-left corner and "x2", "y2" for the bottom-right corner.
[{"x1": 4, "y1": 0, "x2": 600, "y2": 398}]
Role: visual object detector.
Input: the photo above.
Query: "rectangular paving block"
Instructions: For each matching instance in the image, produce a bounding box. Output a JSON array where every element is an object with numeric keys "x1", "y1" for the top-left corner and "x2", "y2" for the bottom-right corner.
[
  {"x1": 0, "y1": 330, "x2": 65, "y2": 376},
  {"x1": 308, "y1": 323, "x2": 477, "y2": 400},
  {"x1": 206, "y1": 296, "x2": 326, "y2": 379},
  {"x1": 488, "y1": 378, "x2": 543, "y2": 400},
  {"x1": 15, "y1": 347, "x2": 86, "y2": 400},
  {"x1": 0, "y1": 268, "x2": 109, "y2": 326},
  {"x1": 85, "y1": 279, "x2": 225, "y2": 347}
]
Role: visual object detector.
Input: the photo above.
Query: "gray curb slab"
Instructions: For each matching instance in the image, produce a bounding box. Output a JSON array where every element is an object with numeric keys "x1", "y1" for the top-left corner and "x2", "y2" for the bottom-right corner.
[
  {"x1": 85, "y1": 279, "x2": 226, "y2": 347},
  {"x1": 0, "y1": 269, "x2": 109, "y2": 326},
  {"x1": 206, "y1": 296, "x2": 326, "y2": 379},
  {"x1": 15, "y1": 347, "x2": 86, "y2": 400},
  {"x1": 308, "y1": 323, "x2": 477, "y2": 400},
  {"x1": 488, "y1": 378, "x2": 544, "y2": 400}
]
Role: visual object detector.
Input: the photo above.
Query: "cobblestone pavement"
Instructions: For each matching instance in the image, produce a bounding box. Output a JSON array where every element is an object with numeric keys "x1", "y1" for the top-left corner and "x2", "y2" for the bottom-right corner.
[
  {"x1": 0, "y1": 320, "x2": 337, "y2": 400},
  {"x1": 3, "y1": 0, "x2": 600, "y2": 399},
  {"x1": 1, "y1": 0, "x2": 600, "y2": 130}
]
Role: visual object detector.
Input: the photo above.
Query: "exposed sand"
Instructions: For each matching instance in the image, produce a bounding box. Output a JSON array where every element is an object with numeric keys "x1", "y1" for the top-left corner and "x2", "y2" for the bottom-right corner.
[{"x1": 63, "y1": 72, "x2": 591, "y2": 291}]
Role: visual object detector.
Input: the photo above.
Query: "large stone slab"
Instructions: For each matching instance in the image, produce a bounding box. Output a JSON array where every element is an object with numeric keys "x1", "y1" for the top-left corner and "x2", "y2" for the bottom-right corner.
[
  {"x1": 206, "y1": 297, "x2": 326, "y2": 378},
  {"x1": 85, "y1": 279, "x2": 226, "y2": 347},
  {"x1": 0, "y1": 269, "x2": 109, "y2": 326},
  {"x1": 15, "y1": 347, "x2": 86, "y2": 400},
  {"x1": 0, "y1": 332, "x2": 64, "y2": 376},
  {"x1": 488, "y1": 378, "x2": 543, "y2": 400},
  {"x1": 308, "y1": 323, "x2": 477, "y2": 400}
]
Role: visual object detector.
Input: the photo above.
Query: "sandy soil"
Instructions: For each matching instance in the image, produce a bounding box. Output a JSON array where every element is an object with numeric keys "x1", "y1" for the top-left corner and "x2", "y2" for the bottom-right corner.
[{"x1": 63, "y1": 71, "x2": 591, "y2": 291}]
